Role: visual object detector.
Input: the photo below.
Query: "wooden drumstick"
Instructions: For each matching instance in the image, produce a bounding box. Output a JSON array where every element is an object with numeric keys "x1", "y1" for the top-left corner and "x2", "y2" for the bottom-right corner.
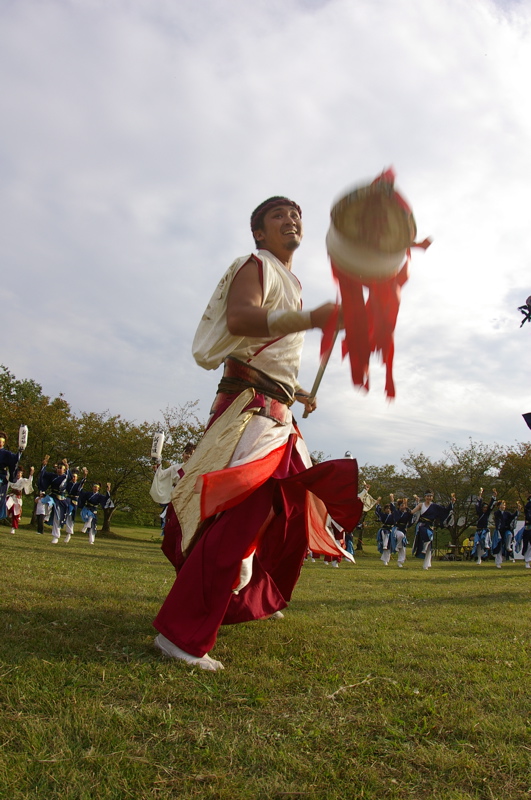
[{"x1": 302, "y1": 329, "x2": 339, "y2": 419}]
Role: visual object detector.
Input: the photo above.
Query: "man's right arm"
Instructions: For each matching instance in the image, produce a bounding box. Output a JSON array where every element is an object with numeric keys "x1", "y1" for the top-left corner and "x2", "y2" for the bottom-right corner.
[{"x1": 226, "y1": 260, "x2": 342, "y2": 337}]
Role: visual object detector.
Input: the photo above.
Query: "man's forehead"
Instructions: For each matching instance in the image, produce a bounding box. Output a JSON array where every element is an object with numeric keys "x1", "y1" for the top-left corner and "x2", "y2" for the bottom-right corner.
[{"x1": 266, "y1": 204, "x2": 300, "y2": 215}]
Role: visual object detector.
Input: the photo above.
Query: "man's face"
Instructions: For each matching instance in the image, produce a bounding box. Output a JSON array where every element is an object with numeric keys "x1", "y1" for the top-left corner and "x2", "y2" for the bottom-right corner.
[
  {"x1": 0, "y1": 438, "x2": 5, "y2": 448},
  {"x1": 93, "y1": 484, "x2": 100, "y2": 492},
  {"x1": 56, "y1": 465, "x2": 66, "y2": 475},
  {"x1": 254, "y1": 205, "x2": 303, "y2": 256}
]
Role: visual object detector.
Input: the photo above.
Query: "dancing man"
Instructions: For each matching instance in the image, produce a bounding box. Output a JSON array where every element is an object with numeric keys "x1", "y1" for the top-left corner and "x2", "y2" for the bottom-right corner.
[
  {"x1": 391, "y1": 495, "x2": 413, "y2": 568},
  {"x1": 38, "y1": 456, "x2": 73, "y2": 544},
  {"x1": 492, "y1": 499, "x2": 521, "y2": 568},
  {"x1": 472, "y1": 487, "x2": 497, "y2": 565},
  {"x1": 64, "y1": 467, "x2": 88, "y2": 543},
  {"x1": 152, "y1": 196, "x2": 361, "y2": 670},
  {"x1": 375, "y1": 496, "x2": 397, "y2": 566},
  {"x1": 411, "y1": 489, "x2": 455, "y2": 570},
  {"x1": 78, "y1": 483, "x2": 113, "y2": 545}
]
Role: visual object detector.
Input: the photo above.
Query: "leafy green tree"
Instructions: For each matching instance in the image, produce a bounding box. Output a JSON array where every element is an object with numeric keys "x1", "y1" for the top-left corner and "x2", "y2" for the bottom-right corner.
[
  {"x1": 73, "y1": 412, "x2": 155, "y2": 531},
  {"x1": 359, "y1": 463, "x2": 413, "y2": 503},
  {"x1": 157, "y1": 401, "x2": 205, "y2": 465},
  {"x1": 498, "y1": 443, "x2": 531, "y2": 504},
  {"x1": 74, "y1": 403, "x2": 206, "y2": 531},
  {"x1": 0, "y1": 364, "x2": 76, "y2": 475}
]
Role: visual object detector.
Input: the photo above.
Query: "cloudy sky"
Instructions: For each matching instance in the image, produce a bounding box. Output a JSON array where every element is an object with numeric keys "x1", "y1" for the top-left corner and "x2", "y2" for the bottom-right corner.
[{"x1": 2, "y1": 0, "x2": 530, "y2": 468}]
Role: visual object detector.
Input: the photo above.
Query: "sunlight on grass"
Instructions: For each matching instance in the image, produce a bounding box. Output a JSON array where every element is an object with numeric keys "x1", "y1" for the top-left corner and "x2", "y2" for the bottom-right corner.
[{"x1": 1, "y1": 520, "x2": 531, "y2": 798}]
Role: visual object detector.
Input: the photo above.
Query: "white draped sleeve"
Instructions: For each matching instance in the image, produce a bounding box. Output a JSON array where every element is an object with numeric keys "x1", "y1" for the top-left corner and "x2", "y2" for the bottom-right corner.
[{"x1": 150, "y1": 463, "x2": 184, "y2": 505}]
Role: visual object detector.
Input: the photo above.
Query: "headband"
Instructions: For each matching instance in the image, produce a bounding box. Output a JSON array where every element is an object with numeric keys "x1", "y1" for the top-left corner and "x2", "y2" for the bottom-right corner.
[{"x1": 250, "y1": 196, "x2": 302, "y2": 232}]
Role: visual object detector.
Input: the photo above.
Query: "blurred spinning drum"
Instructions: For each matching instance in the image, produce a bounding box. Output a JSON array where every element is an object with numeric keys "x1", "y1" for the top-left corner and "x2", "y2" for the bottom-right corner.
[
  {"x1": 322, "y1": 169, "x2": 429, "y2": 399},
  {"x1": 325, "y1": 171, "x2": 418, "y2": 280}
]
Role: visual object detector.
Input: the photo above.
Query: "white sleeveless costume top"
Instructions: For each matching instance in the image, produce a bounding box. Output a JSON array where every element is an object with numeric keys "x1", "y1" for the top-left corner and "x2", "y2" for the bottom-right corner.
[{"x1": 192, "y1": 249, "x2": 305, "y2": 392}]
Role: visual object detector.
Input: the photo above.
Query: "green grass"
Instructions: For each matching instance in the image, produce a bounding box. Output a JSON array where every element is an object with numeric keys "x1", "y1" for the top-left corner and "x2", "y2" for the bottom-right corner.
[{"x1": 1, "y1": 520, "x2": 531, "y2": 799}]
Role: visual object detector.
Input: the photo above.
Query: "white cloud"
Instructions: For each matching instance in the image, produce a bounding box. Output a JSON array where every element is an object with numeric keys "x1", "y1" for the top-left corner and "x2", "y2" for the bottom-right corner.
[{"x1": 1, "y1": 0, "x2": 531, "y2": 468}]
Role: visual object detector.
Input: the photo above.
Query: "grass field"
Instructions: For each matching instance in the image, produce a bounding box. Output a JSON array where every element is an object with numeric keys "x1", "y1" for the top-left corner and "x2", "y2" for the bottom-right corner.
[{"x1": 1, "y1": 520, "x2": 531, "y2": 799}]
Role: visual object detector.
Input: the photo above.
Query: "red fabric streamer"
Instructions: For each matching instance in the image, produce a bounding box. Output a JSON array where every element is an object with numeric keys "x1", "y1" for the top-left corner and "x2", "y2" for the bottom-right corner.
[
  {"x1": 331, "y1": 257, "x2": 409, "y2": 399},
  {"x1": 323, "y1": 168, "x2": 431, "y2": 399}
]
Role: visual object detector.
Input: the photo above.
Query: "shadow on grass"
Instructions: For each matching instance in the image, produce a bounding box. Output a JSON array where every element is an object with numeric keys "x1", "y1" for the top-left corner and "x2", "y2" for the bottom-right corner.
[
  {"x1": 293, "y1": 587, "x2": 530, "y2": 614},
  {"x1": 0, "y1": 535, "x2": 163, "y2": 560},
  {"x1": 1, "y1": 604, "x2": 160, "y2": 664}
]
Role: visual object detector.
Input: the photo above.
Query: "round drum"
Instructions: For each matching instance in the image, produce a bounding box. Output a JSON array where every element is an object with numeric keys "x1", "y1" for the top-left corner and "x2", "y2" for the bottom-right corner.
[{"x1": 326, "y1": 177, "x2": 417, "y2": 280}]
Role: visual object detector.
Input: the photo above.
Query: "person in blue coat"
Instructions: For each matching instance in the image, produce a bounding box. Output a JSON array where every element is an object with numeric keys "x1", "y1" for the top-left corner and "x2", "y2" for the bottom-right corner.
[
  {"x1": 391, "y1": 495, "x2": 414, "y2": 567},
  {"x1": 38, "y1": 455, "x2": 73, "y2": 544},
  {"x1": 492, "y1": 499, "x2": 521, "y2": 568},
  {"x1": 63, "y1": 467, "x2": 88, "y2": 543},
  {"x1": 375, "y1": 497, "x2": 397, "y2": 566},
  {"x1": 411, "y1": 490, "x2": 456, "y2": 570},
  {"x1": 472, "y1": 488, "x2": 497, "y2": 565},
  {"x1": 78, "y1": 483, "x2": 113, "y2": 544}
]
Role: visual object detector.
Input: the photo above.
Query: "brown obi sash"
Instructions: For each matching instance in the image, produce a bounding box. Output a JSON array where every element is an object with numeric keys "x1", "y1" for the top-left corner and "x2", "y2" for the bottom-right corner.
[{"x1": 211, "y1": 357, "x2": 294, "y2": 425}]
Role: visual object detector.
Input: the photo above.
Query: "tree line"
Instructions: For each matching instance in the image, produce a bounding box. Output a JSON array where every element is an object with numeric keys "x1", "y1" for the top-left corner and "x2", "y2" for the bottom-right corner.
[{"x1": 2, "y1": 364, "x2": 530, "y2": 538}]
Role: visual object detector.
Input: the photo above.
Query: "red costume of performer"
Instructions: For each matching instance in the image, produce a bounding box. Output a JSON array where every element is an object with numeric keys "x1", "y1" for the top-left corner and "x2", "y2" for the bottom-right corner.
[{"x1": 153, "y1": 197, "x2": 362, "y2": 670}]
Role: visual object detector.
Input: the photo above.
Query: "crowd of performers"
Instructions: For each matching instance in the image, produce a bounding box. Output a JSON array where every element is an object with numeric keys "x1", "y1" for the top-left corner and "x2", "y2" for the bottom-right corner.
[
  {"x1": 313, "y1": 487, "x2": 531, "y2": 571},
  {"x1": 377, "y1": 489, "x2": 456, "y2": 571},
  {"x1": 0, "y1": 430, "x2": 113, "y2": 545},
  {"x1": 306, "y1": 487, "x2": 452, "y2": 570}
]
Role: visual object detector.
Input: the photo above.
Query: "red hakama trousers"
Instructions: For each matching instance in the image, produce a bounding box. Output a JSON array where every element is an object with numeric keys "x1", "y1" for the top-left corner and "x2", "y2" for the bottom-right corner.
[{"x1": 154, "y1": 436, "x2": 360, "y2": 657}]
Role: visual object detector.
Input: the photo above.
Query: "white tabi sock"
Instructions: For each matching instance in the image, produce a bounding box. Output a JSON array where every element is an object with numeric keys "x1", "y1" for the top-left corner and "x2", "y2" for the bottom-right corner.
[{"x1": 154, "y1": 634, "x2": 224, "y2": 671}]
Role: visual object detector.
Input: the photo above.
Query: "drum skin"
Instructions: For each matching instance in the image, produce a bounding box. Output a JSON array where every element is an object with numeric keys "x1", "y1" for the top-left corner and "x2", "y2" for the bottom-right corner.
[{"x1": 326, "y1": 177, "x2": 416, "y2": 280}]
